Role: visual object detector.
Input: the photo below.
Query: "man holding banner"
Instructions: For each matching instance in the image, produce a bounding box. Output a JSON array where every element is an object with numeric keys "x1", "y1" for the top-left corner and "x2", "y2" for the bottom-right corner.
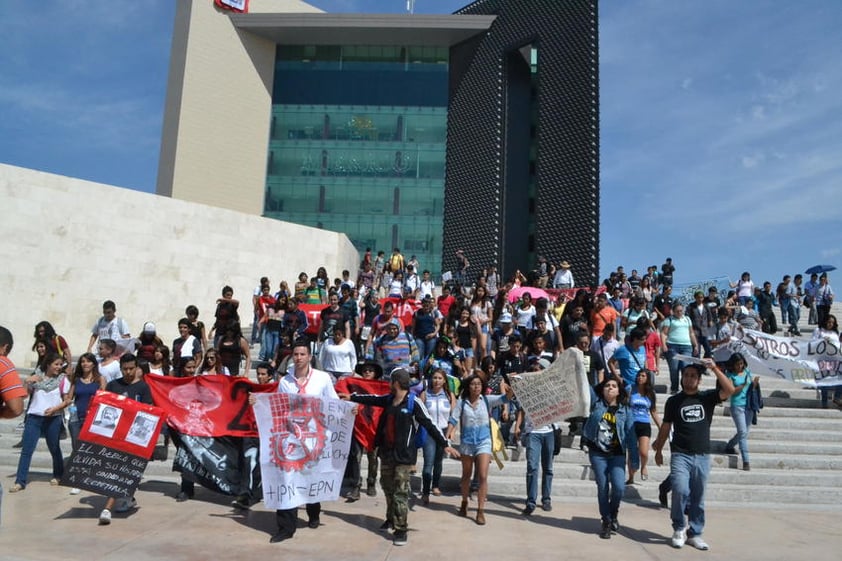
[{"x1": 253, "y1": 339, "x2": 339, "y2": 544}]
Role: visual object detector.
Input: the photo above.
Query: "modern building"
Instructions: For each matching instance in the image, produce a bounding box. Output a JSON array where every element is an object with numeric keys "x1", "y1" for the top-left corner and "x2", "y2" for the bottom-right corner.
[{"x1": 157, "y1": 0, "x2": 599, "y2": 285}]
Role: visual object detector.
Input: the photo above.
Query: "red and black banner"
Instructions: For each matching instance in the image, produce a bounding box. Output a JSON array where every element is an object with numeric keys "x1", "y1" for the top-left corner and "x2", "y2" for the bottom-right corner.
[
  {"x1": 146, "y1": 374, "x2": 276, "y2": 438},
  {"x1": 334, "y1": 377, "x2": 391, "y2": 451}
]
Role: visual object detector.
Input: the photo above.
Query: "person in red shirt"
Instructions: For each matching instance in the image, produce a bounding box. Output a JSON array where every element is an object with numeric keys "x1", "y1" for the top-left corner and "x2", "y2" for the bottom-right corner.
[
  {"x1": 590, "y1": 294, "x2": 619, "y2": 343},
  {"x1": 437, "y1": 284, "x2": 456, "y2": 318},
  {"x1": 0, "y1": 326, "x2": 26, "y2": 419}
]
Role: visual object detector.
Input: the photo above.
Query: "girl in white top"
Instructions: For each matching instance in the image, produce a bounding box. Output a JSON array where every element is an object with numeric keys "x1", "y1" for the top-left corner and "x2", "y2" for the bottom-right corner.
[
  {"x1": 320, "y1": 325, "x2": 358, "y2": 381},
  {"x1": 419, "y1": 369, "x2": 455, "y2": 504},
  {"x1": 732, "y1": 272, "x2": 755, "y2": 305}
]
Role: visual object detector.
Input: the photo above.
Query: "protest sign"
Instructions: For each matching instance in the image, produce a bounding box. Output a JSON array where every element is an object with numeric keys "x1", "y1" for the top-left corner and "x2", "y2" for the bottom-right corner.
[
  {"x1": 509, "y1": 348, "x2": 591, "y2": 427},
  {"x1": 724, "y1": 329, "x2": 842, "y2": 387},
  {"x1": 253, "y1": 393, "x2": 355, "y2": 510},
  {"x1": 672, "y1": 276, "x2": 731, "y2": 306},
  {"x1": 61, "y1": 391, "x2": 166, "y2": 497}
]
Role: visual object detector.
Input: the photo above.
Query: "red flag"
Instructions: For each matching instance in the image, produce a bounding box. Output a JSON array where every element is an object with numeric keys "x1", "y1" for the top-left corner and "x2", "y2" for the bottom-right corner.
[
  {"x1": 146, "y1": 374, "x2": 275, "y2": 438},
  {"x1": 334, "y1": 377, "x2": 391, "y2": 451}
]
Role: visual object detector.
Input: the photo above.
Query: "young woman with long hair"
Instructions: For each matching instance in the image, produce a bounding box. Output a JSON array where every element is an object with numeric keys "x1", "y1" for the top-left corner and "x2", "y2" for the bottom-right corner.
[
  {"x1": 626, "y1": 369, "x2": 662, "y2": 484},
  {"x1": 419, "y1": 368, "x2": 455, "y2": 505},
  {"x1": 148, "y1": 345, "x2": 171, "y2": 376},
  {"x1": 446, "y1": 374, "x2": 507, "y2": 526},
  {"x1": 582, "y1": 377, "x2": 635, "y2": 539},
  {"x1": 10, "y1": 353, "x2": 68, "y2": 493},
  {"x1": 470, "y1": 285, "x2": 493, "y2": 362}
]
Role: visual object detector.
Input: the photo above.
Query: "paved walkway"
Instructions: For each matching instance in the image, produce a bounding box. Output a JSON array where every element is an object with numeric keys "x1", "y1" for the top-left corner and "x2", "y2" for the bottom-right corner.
[{"x1": 1, "y1": 476, "x2": 839, "y2": 561}]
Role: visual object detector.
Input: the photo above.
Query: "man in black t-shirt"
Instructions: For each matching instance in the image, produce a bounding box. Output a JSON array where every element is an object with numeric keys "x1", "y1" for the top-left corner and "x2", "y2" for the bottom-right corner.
[
  {"x1": 652, "y1": 359, "x2": 734, "y2": 551},
  {"x1": 98, "y1": 353, "x2": 154, "y2": 525}
]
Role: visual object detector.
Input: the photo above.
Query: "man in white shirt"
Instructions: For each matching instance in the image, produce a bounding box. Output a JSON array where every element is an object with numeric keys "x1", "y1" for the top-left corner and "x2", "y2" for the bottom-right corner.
[
  {"x1": 87, "y1": 300, "x2": 130, "y2": 358},
  {"x1": 552, "y1": 261, "x2": 575, "y2": 289},
  {"x1": 264, "y1": 340, "x2": 338, "y2": 544},
  {"x1": 419, "y1": 270, "x2": 437, "y2": 300}
]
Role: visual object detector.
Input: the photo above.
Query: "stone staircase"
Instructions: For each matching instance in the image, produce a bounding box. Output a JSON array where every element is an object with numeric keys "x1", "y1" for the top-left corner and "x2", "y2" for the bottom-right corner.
[{"x1": 3, "y1": 302, "x2": 840, "y2": 512}]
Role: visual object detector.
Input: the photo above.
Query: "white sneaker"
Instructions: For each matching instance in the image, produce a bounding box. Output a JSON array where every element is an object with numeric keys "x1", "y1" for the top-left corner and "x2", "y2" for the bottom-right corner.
[
  {"x1": 69, "y1": 488, "x2": 81, "y2": 495},
  {"x1": 671, "y1": 528, "x2": 687, "y2": 548},
  {"x1": 687, "y1": 536, "x2": 710, "y2": 551},
  {"x1": 99, "y1": 509, "x2": 112, "y2": 525}
]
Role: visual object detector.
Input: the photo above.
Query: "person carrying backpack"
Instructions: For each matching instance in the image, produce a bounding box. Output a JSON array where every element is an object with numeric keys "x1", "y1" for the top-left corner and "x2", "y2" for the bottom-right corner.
[{"x1": 341, "y1": 368, "x2": 459, "y2": 546}]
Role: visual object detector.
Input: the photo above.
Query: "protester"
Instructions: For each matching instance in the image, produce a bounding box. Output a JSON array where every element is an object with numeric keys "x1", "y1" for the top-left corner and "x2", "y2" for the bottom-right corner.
[
  {"x1": 211, "y1": 286, "x2": 240, "y2": 346},
  {"x1": 626, "y1": 369, "x2": 662, "y2": 485},
  {"x1": 251, "y1": 340, "x2": 338, "y2": 544},
  {"x1": 653, "y1": 359, "x2": 735, "y2": 550},
  {"x1": 98, "y1": 353, "x2": 153, "y2": 524},
  {"x1": 451, "y1": 306, "x2": 477, "y2": 372},
  {"x1": 343, "y1": 368, "x2": 458, "y2": 545},
  {"x1": 661, "y1": 303, "x2": 698, "y2": 394},
  {"x1": 172, "y1": 318, "x2": 203, "y2": 376},
  {"x1": 96, "y1": 339, "x2": 122, "y2": 383},
  {"x1": 582, "y1": 377, "x2": 635, "y2": 539},
  {"x1": 87, "y1": 300, "x2": 131, "y2": 357},
  {"x1": 148, "y1": 345, "x2": 172, "y2": 376},
  {"x1": 418, "y1": 369, "x2": 455, "y2": 505},
  {"x1": 812, "y1": 315, "x2": 841, "y2": 408},
  {"x1": 33, "y1": 321, "x2": 72, "y2": 370},
  {"x1": 514, "y1": 359, "x2": 556, "y2": 516},
  {"x1": 136, "y1": 322, "x2": 163, "y2": 364},
  {"x1": 198, "y1": 349, "x2": 230, "y2": 375},
  {"x1": 10, "y1": 353, "x2": 67, "y2": 493},
  {"x1": 607, "y1": 327, "x2": 648, "y2": 389},
  {"x1": 446, "y1": 374, "x2": 507, "y2": 526},
  {"x1": 815, "y1": 274, "x2": 835, "y2": 328},
  {"x1": 319, "y1": 324, "x2": 357, "y2": 381},
  {"x1": 185, "y1": 305, "x2": 208, "y2": 350},
  {"x1": 723, "y1": 353, "x2": 758, "y2": 471},
  {"x1": 217, "y1": 321, "x2": 250, "y2": 376}
]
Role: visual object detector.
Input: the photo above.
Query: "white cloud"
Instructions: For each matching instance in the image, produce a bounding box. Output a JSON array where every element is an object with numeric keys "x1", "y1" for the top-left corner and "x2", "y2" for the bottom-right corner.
[
  {"x1": 820, "y1": 248, "x2": 841, "y2": 258},
  {"x1": 741, "y1": 152, "x2": 765, "y2": 168}
]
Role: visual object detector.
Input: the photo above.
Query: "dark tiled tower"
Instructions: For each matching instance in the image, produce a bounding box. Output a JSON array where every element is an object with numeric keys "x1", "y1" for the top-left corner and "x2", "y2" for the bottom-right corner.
[{"x1": 445, "y1": 0, "x2": 599, "y2": 286}]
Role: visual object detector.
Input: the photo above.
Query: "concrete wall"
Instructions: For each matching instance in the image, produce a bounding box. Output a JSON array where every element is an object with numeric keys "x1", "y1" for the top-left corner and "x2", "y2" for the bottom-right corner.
[
  {"x1": 0, "y1": 164, "x2": 358, "y2": 368},
  {"x1": 156, "y1": 0, "x2": 323, "y2": 213}
]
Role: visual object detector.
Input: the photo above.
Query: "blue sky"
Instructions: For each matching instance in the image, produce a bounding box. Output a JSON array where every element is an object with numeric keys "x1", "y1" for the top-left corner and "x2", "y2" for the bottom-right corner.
[{"x1": 2, "y1": 0, "x2": 841, "y2": 286}]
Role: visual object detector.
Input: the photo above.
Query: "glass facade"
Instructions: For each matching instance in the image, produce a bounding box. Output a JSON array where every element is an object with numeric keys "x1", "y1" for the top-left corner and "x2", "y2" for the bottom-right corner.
[{"x1": 264, "y1": 46, "x2": 448, "y2": 271}]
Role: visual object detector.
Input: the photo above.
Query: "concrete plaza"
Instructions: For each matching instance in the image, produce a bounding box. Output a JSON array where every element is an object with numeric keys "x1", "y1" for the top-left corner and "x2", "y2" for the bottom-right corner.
[{"x1": 1, "y1": 471, "x2": 839, "y2": 561}]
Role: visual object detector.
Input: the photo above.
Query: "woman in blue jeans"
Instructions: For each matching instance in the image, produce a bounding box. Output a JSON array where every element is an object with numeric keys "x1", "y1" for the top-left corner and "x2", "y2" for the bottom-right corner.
[
  {"x1": 582, "y1": 377, "x2": 635, "y2": 539},
  {"x1": 724, "y1": 352, "x2": 757, "y2": 470},
  {"x1": 10, "y1": 354, "x2": 68, "y2": 492},
  {"x1": 419, "y1": 369, "x2": 455, "y2": 505},
  {"x1": 660, "y1": 303, "x2": 698, "y2": 393}
]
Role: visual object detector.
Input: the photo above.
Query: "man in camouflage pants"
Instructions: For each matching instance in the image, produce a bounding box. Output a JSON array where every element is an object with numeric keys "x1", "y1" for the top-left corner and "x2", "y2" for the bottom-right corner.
[{"x1": 344, "y1": 368, "x2": 459, "y2": 546}]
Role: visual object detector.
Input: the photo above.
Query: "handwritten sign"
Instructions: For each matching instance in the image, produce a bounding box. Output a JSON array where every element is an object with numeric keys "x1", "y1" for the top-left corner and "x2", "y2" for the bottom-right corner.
[
  {"x1": 509, "y1": 348, "x2": 591, "y2": 427},
  {"x1": 61, "y1": 442, "x2": 147, "y2": 498},
  {"x1": 725, "y1": 330, "x2": 842, "y2": 387},
  {"x1": 253, "y1": 393, "x2": 356, "y2": 509}
]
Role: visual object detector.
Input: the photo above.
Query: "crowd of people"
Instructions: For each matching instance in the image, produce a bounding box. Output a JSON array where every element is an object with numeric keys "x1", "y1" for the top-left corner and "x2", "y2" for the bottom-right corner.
[{"x1": 0, "y1": 252, "x2": 836, "y2": 549}]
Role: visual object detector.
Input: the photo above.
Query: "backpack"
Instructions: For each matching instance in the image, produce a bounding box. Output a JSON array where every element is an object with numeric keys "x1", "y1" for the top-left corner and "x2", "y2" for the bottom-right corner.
[{"x1": 406, "y1": 394, "x2": 428, "y2": 449}]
